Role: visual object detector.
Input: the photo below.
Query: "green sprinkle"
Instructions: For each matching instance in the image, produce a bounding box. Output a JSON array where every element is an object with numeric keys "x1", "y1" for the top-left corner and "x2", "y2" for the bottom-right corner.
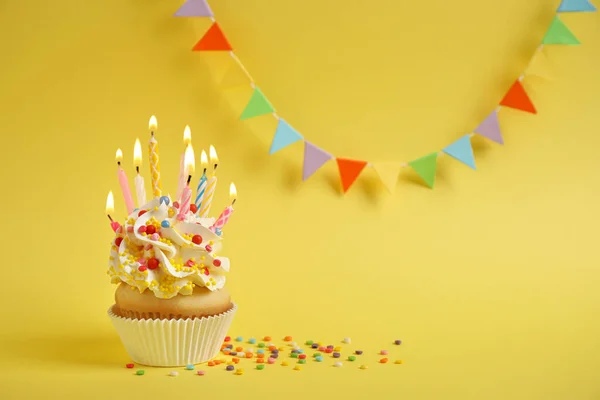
[
  {"x1": 136, "y1": 370, "x2": 145, "y2": 375},
  {"x1": 348, "y1": 356, "x2": 356, "y2": 361},
  {"x1": 256, "y1": 364, "x2": 265, "y2": 370},
  {"x1": 305, "y1": 340, "x2": 313, "y2": 345},
  {"x1": 298, "y1": 359, "x2": 306, "y2": 364},
  {"x1": 258, "y1": 343, "x2": 266, "y2": 348},
  {"x1": 314, "y1": 352, "x2": 322, "y2": 357},
  {"x1": 290, "y1": 353, "x2": 298, "y2": 358}
]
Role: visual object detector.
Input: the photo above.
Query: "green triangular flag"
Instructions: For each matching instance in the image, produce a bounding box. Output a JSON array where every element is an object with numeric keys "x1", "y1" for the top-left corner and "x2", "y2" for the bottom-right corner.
[
  {"x1": 408, "y1": 152, "x2": 438, "y2": 188},
  {"x1": 240, "y1": 87, "x2": 275, "y2": 120},
  {"x1": 542, "y1": 16, "x2": 580, "y2": 45}
]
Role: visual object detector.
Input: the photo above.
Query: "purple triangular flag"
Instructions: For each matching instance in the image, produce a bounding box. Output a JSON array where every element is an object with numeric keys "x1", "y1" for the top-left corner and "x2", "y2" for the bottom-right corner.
[
  {"x1": 174, "y1": 0, "x2": 214, "y2": 17},
  {"x1": 474, "y1": 110, "x2": 503, "y2": 144},
  {"x1": 303, "y1": 141, "x2": 332, "y2": 181}
]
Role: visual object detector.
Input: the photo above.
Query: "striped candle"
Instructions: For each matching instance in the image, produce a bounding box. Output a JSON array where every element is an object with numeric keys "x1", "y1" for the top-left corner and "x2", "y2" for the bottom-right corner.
[
  {"x1": 195, "y1": 173, "x2": 207, "y2": 209},
  {"x1": 177, "y1": 186, "x2": 192, "y2": 221},
  {"x1": 198, "y1": 175, "x2": 217, "y2": 218}
]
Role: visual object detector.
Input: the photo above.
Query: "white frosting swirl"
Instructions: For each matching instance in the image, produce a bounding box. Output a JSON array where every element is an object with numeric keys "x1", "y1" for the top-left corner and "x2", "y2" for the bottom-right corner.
[{"x1": 107, "y1": 197, "x2": 230, "y2": 298}]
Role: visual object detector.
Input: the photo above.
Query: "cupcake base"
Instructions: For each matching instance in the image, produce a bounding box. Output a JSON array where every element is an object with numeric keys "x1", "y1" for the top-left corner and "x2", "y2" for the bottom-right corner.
[{"x1": 108, "y1": 303, "x2": 237, "y2": 367}]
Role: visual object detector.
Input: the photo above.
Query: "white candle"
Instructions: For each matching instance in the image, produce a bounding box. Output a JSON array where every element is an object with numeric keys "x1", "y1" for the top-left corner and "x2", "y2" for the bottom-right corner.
[
  {"x1": 177, "y1": 144, "x2": 195, "y2": 220},
  {"x1": 176, "y1": 126, "x2": 192, "y2": 202},
  {"x1": 133, "y1": 138, "x2": 147, "y2": 207}
]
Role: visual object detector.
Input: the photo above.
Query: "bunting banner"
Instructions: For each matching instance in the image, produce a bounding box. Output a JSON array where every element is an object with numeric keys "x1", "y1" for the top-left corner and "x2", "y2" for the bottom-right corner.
[{"x1": 177, "y1": 1, "x2": 596, "y2": 195}]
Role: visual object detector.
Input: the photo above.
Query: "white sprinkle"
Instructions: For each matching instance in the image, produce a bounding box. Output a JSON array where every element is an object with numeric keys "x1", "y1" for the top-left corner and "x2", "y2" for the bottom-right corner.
[
  {"x1": 169, "y1": 371, "x2": 178, "y2": 377},
  {"x1": 334, "y1": 362, "x2": 343, "y2": 368},
  {"x1": 343, "y1": 338, "x2": 351, "y2": 344},
  {"x1": 247, "y1": 348, "x2": 254, "y2": 353}
]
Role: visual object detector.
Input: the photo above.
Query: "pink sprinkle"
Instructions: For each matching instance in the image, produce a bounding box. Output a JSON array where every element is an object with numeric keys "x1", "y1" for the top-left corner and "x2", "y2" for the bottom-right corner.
[
  {"x1": 186, "y1": 260, "x2": 196, "y2": 267},
  {"x1": 127, "y1": 226, "x2": 134, "y2": 233},
  {"x1": 137, "y1": 258, "x2": 147, "y2": 265},
  {"x1": 144, "y1": 244, "x2": 152, "y2": 250},
  {"x1": 267, "y1": 358, "x2": 275, "y2": 364},
  {"x1": 197, "y1": 370, "x2": 205, "y2": 376},
  {"x1": 318, "y1": 346, "x2": 326, "y2": 351},
  {"x1": 380, "y1": 350, "x2": 388, "y2": 355},
  {"x1": 150, "y1": 233, "x2": 160, "y2": 241}
]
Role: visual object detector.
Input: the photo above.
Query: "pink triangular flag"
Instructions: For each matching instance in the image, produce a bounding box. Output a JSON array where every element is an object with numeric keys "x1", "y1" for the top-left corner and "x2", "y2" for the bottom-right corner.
[
  {"x1": 174, "y1": 0, "x2": 214, "y2": 17},
  {"x1": 303, "y1": 141, "x2": 332, "y2": 181},
  {"x1": 474, "y1": 110, "x2": 503, "y2": 144}
]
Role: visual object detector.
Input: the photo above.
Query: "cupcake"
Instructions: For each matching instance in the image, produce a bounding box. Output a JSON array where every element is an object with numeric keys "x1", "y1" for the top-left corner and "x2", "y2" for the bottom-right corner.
[{"x1": 107, "y1": 195, "x2": 236, "y2": 367}]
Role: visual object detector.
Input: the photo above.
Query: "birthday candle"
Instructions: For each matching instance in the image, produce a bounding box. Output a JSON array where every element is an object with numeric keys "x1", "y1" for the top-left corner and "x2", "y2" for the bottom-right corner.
[
  {"x1": 199, "y1": 145, "x2": 218, "y2": 218},
  {"x1": 105, "y1": 191, "x2": 121, "y2": 232},
  {"x1": 148, "y1": 116, "x2": 162, "y2": 198},
  {"x1": 115, "y1": 149, "x2": 135, "y2": 215},
  {"x1": 177, "y1": 144, "x2": 195, "y2": 221},
  {"x1": 133, "y1": 139, "x2": 147, "y2": 207},
  {"x1": 212, "y1": 183, "x2": 236, "y2": 230},
  {"x1": 176, "y1": 126, "x2": 192, "y2": 202},
  {"x1": 195, "y1": 150, "x2": 208, "y2": 209}
]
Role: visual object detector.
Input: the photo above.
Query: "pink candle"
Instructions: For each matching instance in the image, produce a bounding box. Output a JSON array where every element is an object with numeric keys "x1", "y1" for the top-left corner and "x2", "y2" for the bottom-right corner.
[
  {"x1": 115, "y1": 149, "x2": 135, "y2": 214},
  {"x1": 212, "y1": 183, "x2": 237, "y2": 230}
]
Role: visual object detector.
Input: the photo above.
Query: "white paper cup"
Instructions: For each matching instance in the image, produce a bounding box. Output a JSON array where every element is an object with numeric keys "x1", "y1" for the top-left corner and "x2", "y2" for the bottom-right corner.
[{"x1": 108, "y1": 303, "x2": 237, "y2": 367}]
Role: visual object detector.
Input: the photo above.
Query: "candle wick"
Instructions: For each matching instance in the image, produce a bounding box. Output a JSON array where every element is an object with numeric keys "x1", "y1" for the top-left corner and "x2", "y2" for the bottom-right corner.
[
  {"x1": 213, "y1": 164, "x2": 218, "y2": 171},
  {"x1": 117, "y1": 161, "x2": 121, "y2": 167},
  {"x1": 107, "y1": 214, "x2": 113, "y2": 222},
  {"x1": 136, "y1": 166, "x2": 140, "y2": 174},
  {"x1": 203, "y1": 168, "x2": 207, "y2": 175},
  {"x1": 231, "y1": 198, "x2": 236, "y2": 206},
  {"x1": 187, "y1": 175, "x2": 192, "y2": 185}
]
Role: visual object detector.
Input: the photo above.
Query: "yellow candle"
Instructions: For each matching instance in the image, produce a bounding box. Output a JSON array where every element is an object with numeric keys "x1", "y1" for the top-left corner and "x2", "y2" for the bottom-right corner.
[{"x1": 148, "y1": 116, "x2": 162, "y2": 198}]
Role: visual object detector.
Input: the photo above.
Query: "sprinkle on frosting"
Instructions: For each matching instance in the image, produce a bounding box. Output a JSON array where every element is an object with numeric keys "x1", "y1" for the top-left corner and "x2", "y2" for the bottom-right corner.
[{"x1": 107, "y1": 196, "x2": 230, "y2": 298}]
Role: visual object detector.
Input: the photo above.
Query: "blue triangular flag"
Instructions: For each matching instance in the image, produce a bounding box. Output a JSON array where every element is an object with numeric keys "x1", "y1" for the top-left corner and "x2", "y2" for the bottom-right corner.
[
  {"x1": 443, "y1": 135, "x2": 476, "y2": 169},
  {"x1": 558, "y1": 0, "x2": 597, "y2": 12},
  {"x1": 269, "y1": 119, "x2": 303, "y2": 154}
]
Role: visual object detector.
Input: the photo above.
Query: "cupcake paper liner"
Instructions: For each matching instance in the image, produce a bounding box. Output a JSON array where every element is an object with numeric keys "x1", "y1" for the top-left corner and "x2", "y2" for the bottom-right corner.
[{"x1": 108, "y1": 303, "x2": 237, "y2": 367}]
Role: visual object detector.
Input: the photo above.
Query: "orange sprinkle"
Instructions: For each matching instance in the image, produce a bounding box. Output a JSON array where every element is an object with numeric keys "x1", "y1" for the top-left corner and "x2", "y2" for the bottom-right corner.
[
  {"x1": 232, "y1": 357, "x2": 240, "y2": 363},
  {"x1": 223, "y1": 350, "x2": 231, "y2": 355},
  {"x1": 257, "y1": 354, "x2": 265, "y2": 359},
  {"x1": 208, "y1": 361, "x2": 215, "y2": 367},
  {"x1": 256, "y1": 359, "x2": 264, "y2": 364},
  {"x1": 245, "y1": 352, "x2": 253, "y2": 358},
  {"x1": 264, "y1": 336, "x2": 272, "y2": 341},
  {"x1": 268, "y1": 345, "x2": 277, "y2": 351},
  {"x1": 236, "y1": 347, "x2": 243, "y2": 352},
  {"x1": 284, "y1": 336, "x2": 293, "y2": 342},
  {"x1": 380, "y1": 358, "x2": 389, "y2": 364},
  {"x1": 215, "y1": 360, "x2": 222, "y2": 365}
]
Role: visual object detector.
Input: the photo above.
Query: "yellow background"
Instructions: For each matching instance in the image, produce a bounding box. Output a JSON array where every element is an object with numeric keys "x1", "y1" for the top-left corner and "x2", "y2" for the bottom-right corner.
[{"x1": 1, "y1": 0, "x2": 599, "y2": 398}]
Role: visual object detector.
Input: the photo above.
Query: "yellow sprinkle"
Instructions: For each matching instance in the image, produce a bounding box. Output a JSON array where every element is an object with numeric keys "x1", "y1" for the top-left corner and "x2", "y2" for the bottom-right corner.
[
  {"x1": 395, "y1": 360, "x2": 403, "y2": 364},
  {"x1": 281, "y1": 361, "x2": 288, "y2": 366},
  {"x1": 334, "y1": 346, "x2": 341, "y2": 351},
  {"x1": 293, "y1": 366, "x2": 301, "y2": 371},
  {"x1": 360, "y1": 365, "x2": 368, "y2": 370}
]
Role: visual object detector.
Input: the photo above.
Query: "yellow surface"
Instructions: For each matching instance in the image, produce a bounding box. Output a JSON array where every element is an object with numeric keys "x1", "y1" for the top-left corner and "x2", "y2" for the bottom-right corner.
[{"x1": 1, "y1": 0, "x2": 599, "y2": 399}]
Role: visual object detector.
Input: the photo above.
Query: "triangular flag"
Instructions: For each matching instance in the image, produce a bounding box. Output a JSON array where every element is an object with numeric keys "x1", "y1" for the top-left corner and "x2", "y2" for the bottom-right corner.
[
  {"x1": 174, "y1": 0, "x2": 214, "y2": 17},
  {"x1": 240, "y1": 87, "x2": 275, "y2": 120},
  {"x1": 542, "y1": 16, "x2": 580, "y2": 45},
  {"x1": 474, "y1": 110, "x2": 503, "y2": 144},
  {"x1": 193, "y1": 23, "x2": 232, "y2": 51},
  {"x1": 336, "y1": 158, "x2": 368, "y2": 193},
  {"x1": 303, "y1": 142, "x2": 332, "y2": 181},
  {"x1": 220, "y1": 60, "x2": 251, "y2": 88},
  {"x1": 558, "y1": 0, "x2": 597, "y2": 12},
  {"x1": 500, "y1": 80, "x2": 537, "y2": 114},
  {"x1": 269, "y1": 119, "x2": 303, "y2": 154},
  {"x1": 443, "y1": 135, "x2": 476, "y2": 169},
  {"x1": 525, "y1": 48, "x2": 553, "y2": 80},
  {"x1": 372, "y1": 162, "x2": 402, "y2": 193},
  {"x1": 408, "y1": 152, "x2": 438, "y2": 189}
]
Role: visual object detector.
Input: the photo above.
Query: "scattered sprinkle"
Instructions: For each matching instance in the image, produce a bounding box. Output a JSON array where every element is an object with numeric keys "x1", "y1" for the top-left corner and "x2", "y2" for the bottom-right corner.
[
  {"x1": 125, "y1": 363, "x2": 134, "y2": 369},
  {"x1": 224, "y1": 336, "x2": 231, "y2": 342},
  {"x1": 314, "y1": 352, "x2": 322, "y2": 357},
  {"x1": 311, "y1": 344, "x2": 318, "y2": 349},
  {"x1": 169, "y1": 371, "x2": 178, "y2": 377},
  {"x1": 315, "y1": 356, "x2": 324, "y2": 362},
  {"x1": 343, "y1": 338, "x2": 351, "y2": 344},
  {"x1": 197, "y1": 370, "x2": 205, "y2": 376},
  {"x1": 306, "y1": 340, "x2": 313, "y2": 345},
  {"x1": 226, "y1": 365, "x2": 235, "y2": 371},
  {"x1": 290, "y1": 353, "x2": 298, "y2": 358},
  {"x1": 360, "y1": 365, "x2": 368, "y2": 370},
  {"x1": 257, "y1": 364, "x2": 265, "y2": 370},
  {"x1": 235, "y1": 336, "x2": 243, "y2": 342},
  {"x1": 293, "y1": 366, "x2": 302, "y2": 371},
  {"x1": 380, "y1": 350, "x2": 389, "y2": 355},
  {"x1": 394, "y1": 340, "x2": 402, "y2": 345},
  {"x1": 281, "y1": 361, "x2": 289, "y2": 366},
  {"x1": 136, "y1": 370, "x2": 145, "y2": 375},
  {"x1": 334, "y1": 362, "x2": 343, "y2": 368},
  {"x1": 258, "y1": 343, "x2": 265, "y2": 348},
  {"x1": 395, "y1": 360, "x2": 403, "y2": 364},
  {"x1": 298, "y1": 359, "x2": 306, "y2": 364},
  {"x1": 334, "y1": 346, "x2": 342, "y2": 352},
  {"x1": 333, "y1": 352, "x2": 341, "y2": 358},
  {"x1": 235, "y1": 368, "x2": 244, "y2": 375},
  {"x1": 348, "y1": 356, "x2": 356, "y2": 361},
  {"x1": 257, "y1": 349, "x2": 265, "y2": 354},
  {"x1": 264, "y1": 336, "x2": 272, "y2": 341},
  {"x1": 298, "y1": 354, "x2": 307, "y2": 360},
  {"x1": 325, "y1": 348, "x2": 333, "y2": 354},
  {"x1": 380, "y1": 358, "x2": 389, "y2": 364},
  {"x1": 185, "y1": 364, "x2": 194, "y2": 370},
  {"x1": 355, "y1": 350, "x2": 363, "y2": 355},
  {"x1": 267, "y1": 358, "x2": 275, "y2": 364},
  {"x1": 208, "y1": 361, "x2": 215, "y2": 367},
  {"x1": 284, "y1": 336, "x2": 293, "y2": 342},
  {"x1": 248, "y1": 338, "x2": 257, "y2": 344}
]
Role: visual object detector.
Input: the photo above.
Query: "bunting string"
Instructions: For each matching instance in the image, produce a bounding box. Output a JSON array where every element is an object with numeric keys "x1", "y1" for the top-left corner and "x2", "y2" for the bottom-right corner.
[{"x1": 175, "y1": 0, "x2": 596, "y2": 194}]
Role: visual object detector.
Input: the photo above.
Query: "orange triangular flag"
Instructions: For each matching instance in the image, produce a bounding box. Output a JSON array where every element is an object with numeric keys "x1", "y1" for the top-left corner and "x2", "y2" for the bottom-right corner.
[
  {"x1": 336, "y1": 158, "x2": 367, "y2": 193},
  {"x1": 500, "y1": 80, "x2": 536, "y2": 114},
  {"x1": 193, "y1": 23, "x2": 232, "y2": 51}
]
